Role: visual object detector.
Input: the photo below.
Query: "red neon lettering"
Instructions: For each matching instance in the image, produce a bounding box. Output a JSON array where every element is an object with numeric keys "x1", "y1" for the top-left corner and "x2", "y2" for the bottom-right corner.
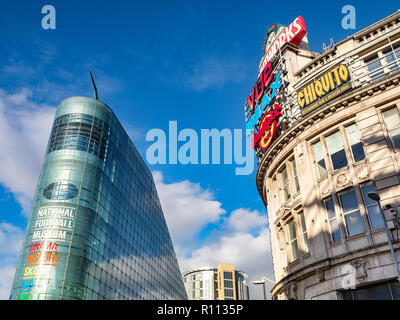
[{"x1": 252, "y1": 104, "x2": 282, "y2": 149}]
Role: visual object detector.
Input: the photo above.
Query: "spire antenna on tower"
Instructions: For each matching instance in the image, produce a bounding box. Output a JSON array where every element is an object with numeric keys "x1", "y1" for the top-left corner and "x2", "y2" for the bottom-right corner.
[{"x1": 90, "y1": 71, "x2": 98, "y2": 100}]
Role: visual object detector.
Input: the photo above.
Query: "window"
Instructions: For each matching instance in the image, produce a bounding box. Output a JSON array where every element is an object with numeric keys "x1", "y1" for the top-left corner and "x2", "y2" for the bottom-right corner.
[
  {"x1": 341, "y1": 281, "x2": 400, "y2": 300},
  {"x1": 223, "y1": 271, "x2": 232, "y2": 280},
  {"x1": 338, "y1": 188, "x2": 365, "y2": 236},
  {"x1": 224, "y1": 280, "x2": 233, "y2": 288},
  {"x1": 300, "y1": 212, "x2": 309, "y2": 253},
  {"x1": 384, "y1": 45, "x2": 400, "y2": 73},
  {"x1": 382, "y1": 107, "x2": 400, "y2": 148},
  {"x1": 345, "y1": 124, "x2": 365, "y2": 162},
  {"x1": 366, "y1": 56, "x2": 385, "y2": 81},
  {"x1": 280, "y1": 165, "x2": 291, "y2": 201},
  {"x1": 324, "y1": 197, "x2": 341, "y2": 242},
  {"x1": 360, "y1": 182, "x2": 385, "y2": 229},
  {"x1": 291, "y1": 159, "x2": 300, "y2": 193},
  {"x1": 326, "y1": 131, "x2": 348, "y2": 170},
  {"x1": 288, "y1": 219, "x2": 299, "y2": 261},
  {"x1": 313, "y1": 140, "x2": 327, "y2": 178},
  {"x1": 224, "y1": 289, "x2": 234, "y2": 297},
  {"x1": 43, "y1": 182, "x2": 79, "y2": 200}
]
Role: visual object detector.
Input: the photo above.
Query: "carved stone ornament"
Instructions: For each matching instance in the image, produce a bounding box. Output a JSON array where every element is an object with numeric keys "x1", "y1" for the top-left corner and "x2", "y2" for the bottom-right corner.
[
  {"x1": 316, "y1": 269, "x2": 325, "y2": 282},
  {"x1": 336, "y1": 173, "x2": 349, "y2": 186},
  {"x1": 351, "y1": 258, "x2": 368, "y2": 283},
  {"x1": 283, "y1": 282, "x2": 298, "y2": 300}
]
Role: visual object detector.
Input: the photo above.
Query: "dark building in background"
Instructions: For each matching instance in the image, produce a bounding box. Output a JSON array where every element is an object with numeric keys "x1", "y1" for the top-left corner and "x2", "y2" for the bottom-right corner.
[{"x1": 9, "y1": 92, "x2": 187, "y2": 300}]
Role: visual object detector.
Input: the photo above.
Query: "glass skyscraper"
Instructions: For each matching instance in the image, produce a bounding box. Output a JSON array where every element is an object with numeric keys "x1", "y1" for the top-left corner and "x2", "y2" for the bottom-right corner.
[{"x1": 9, "y1": 95, "x2": 187, "y2": 300}]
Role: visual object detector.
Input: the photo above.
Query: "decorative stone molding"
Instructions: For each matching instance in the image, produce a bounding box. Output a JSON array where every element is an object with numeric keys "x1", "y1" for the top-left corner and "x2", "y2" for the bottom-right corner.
[
  {"x1": 336, "y1": 172, "x2": 350, "y2": 187},
  {"x1": 351, "y1": 258, "x2": 368, "y2": 284},
  {"x1": 283, "y1": 281, "x2": 298, "y2": 300},
  {"x1": 316, "y1": 269, "x2": 325, "y2": 282}
]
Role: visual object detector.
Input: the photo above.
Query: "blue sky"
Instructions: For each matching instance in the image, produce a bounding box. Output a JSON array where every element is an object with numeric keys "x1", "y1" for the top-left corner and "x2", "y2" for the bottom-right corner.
[{"x1": 0, "y1": 0, "x2": 399, "y2": 300}]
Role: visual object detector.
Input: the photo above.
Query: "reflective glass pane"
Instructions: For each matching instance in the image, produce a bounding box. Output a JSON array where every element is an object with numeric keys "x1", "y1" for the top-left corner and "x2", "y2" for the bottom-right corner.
[
  {"x1": 352, "y1": 283, "x2": 391, "y2": 300},
  {"x1": 288, "y1": 220, "x2": 297, "y2": 240},
  {"x1": 361, "y1": 182, "x2": 377, "y2": 206},
  {"x1": 313, "y1": 141, "x2": 324, "y2": 161},
  {"x1": 325, "y1": 197, "x2": 336, "y2": 219},
  {"x1": 345, "y1": 124, "x2": 361, "y2": 146},
  {"x1": 331, "y1": 149, "x2": 348, "y2": 170},
  {"x1": 339, "y1": 189, "x2": 359, "y2": 212},
  {"x1": 326, "y1": 131, "x2": 344, "y2": 154},
  {"x1": 390, "y1": 128, "x2": 400, "y2": 148},
  {"x1": 291, "y1": 239, "x2": 299, "y2": 260},
  {"x1": 351, "y1": 142, "x2": 366, "y2": 162},
  {"x1": 367, "y1": 205, "x2": 385, "y2": 229},
  {"x1": 330, "y1": 218, "x2": 341, "y2": 242},
  {"x1": 344, "y1": 210, "x2": 364, "y2": 236},
  {"x1": 383, "y1": 108, "x2": 400, "y2": 130}
]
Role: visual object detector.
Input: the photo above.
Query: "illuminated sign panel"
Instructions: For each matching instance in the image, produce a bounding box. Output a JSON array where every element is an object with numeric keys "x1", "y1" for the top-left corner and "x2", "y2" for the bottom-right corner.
[
  {"x1": 245, "y1": 16, "x2": 308, "y2": 152},
  {"x1": 258, "y1": 16, "x2": 307, "y2": 76},
  {"x1": 253, "y1": 104, "x2": 282, "y2": 149},
  {"x1": 297, "y1": 63, "x2": 351, "y2": 116}
]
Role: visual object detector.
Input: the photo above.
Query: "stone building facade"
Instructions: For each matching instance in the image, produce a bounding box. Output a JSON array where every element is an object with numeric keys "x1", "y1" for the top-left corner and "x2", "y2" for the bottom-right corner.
[{"x1": 253, "y1": 11, "x2": 400, "y2": 299}]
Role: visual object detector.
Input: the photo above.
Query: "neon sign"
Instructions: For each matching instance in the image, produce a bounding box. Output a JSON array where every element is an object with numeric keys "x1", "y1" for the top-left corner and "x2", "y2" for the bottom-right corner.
[
  {"x1": 258, "y1": 16, "x2": 307, "y2": 76},
  {"x1": 297, "y1": 63, "x2": 351, "y2": 116},
  {"x1": 253, "y1": 104, "x2": 282, "y2": 149},
  {"x1": 245, "y1": 71, "x2": 282, "y2": 133}
]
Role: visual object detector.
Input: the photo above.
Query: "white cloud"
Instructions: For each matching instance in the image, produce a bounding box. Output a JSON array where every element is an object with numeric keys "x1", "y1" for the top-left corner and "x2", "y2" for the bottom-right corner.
[
  {"x1": 153, "y1": 171, "x2": 226, "y2": 245},
  {"x1": 153, "y1": 174, "x2": 273, "y2": 300},
  {"x1": 0, "y1": 88, "x2": 56, "y2": 214},
  {"x1": 225, "y1": 208, "x2": 267, "y2": 233},
  {"x1": 0, "y1": 223, "x2": 25, "y2": 300}
]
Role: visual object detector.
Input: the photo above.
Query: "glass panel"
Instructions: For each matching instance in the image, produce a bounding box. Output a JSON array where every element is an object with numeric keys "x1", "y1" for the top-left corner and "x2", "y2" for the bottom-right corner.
[
  {"x1": 291, "y1": 239, "x2": 299, "y2": 261},
  {"x1": 344, "y1": 210, "x2": 364, "y2": 236},
  {"x1": 313, "y1": 141, "x2": 327, "y2": 178},
  {"x1": 339, "y1": 189, "x2": 359, "y2": 212},
  {"x1": 330, "y1": 218, "x2": 341, "y2": 242},
  {"x1": 383, "y1": 108, "x2": 400, "y2": 130},
  {"x1": 330, "y1": 149, "x2": 348, "y2": 170},
  {"x1": 345, "y1": 124, "x2": 361, "y2": 146},
  {"x1": 345, "y1": 124, "x2": 365, "y2": 162},
  {"x1": 292, "y1": 160, "x2": 300, "y2": 192},
  {"x1": 288, "y1": 220, "x2": 297, "y2": 240},
  {"x1": 366, "y1": 56, "x2": 385, "y2": 80},
  {"x1": 389, "y1": 128, "x2": 400, "y2": 148},
  {"x1": 352, "y1": 283, "x2": 392, "y2": 300},
  {"x1": 313, "y1": 141, "x2": 324, "y2": 160},
  {"x1": 326, "y1": 131, "x2": 348, "y2": 170},
  {"x1": 360, "y1": 182, "x2": 377, "y2": 206},
  {"x1": 281, "y1": 166, "x2": 291, "y2": 200},
  {"x1": 300, "y1": 214, "x2": 307, "y2": 231},
  {"x1": 351, "y1": 142, "x2": 366, "y2": 162},
  {"x1": 325, "y1": 197, "x2": 336, "y2": 219},
  {"x1": 326, "y1": 131, "x2": 343, "y2": 154},
  {"x1": 367, "y1": 205, "x2": 385, "y2": 229},
  {"x1": 389, "y1": 281, "x2": 400, "y2": 300}
]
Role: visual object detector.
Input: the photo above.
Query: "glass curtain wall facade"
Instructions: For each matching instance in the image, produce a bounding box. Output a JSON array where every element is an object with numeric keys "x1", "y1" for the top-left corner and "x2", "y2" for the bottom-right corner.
[{"x1": 9, "y1": 96, "x2": 187, "y2": 300}]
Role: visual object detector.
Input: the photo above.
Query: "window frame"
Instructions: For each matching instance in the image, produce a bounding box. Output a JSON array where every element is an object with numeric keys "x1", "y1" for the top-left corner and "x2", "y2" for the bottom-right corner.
[
  {"x1": 287, "y1": 218, "x2": 300, "y2": 262},
  {"x1": 323, "y1": 196, "x2": 342, "y2": 243},
  {"x1": 381, "y1": 105, "x2": 400, "y2": 149},
  {"x1": 337, "y1": 187, "x2": 366, "y2": 237}
]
